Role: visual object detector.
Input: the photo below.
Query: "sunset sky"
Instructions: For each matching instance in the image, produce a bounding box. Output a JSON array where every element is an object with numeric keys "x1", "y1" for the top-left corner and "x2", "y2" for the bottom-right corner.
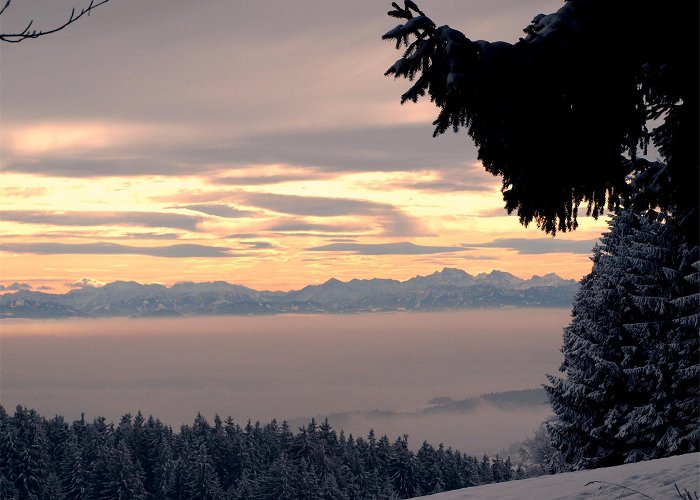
[{"x1": 0, "y1": 0, "x2": 610, "y2": 293}]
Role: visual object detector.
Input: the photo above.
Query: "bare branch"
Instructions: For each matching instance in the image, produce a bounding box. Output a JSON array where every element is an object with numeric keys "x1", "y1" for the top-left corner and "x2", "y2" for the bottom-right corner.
[
  {"x1": 675, "y1": 483, "x2": 699, "y2": 500},
  {"x1": 0, "y1": 0, "x2": 11, "y2": 17},
  {"x1": 0, "y1": 0, "x2": 110, "y2": 43},
  {"x1": 585, "y1": 480, "x2": 656, "y2": 500}
]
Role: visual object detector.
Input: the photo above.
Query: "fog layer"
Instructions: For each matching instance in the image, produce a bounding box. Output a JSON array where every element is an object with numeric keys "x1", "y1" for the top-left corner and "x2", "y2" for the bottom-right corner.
[{"x1": 0, "y1": 309, "x2": 568, "y2": 453}]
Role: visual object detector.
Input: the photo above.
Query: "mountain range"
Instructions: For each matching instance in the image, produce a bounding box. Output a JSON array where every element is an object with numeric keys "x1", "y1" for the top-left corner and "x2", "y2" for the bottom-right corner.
[{"x1": 0, "y1": 268, "x2": 579, "y2": 319}]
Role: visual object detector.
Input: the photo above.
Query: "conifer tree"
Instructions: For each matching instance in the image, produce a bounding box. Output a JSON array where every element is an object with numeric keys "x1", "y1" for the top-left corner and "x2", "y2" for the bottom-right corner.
[
  {"x1": 60, "y1": 435, "x2": 89, "y2": 500},
  {"x1": 257, "y1": 453, "x2": 297, "y2": 500},
  {"x1": 169, "y1": 456, "x2": 188, "y2": 500},
  {"x1": 415, "y1": 441, "x2": 440, "y2": 494},
  {"x1": 383, "y1": 1, "x2": 699, "y2": 241},
  {"x1": 150, "y1": 436, "x2": 175, "y2": 500},
  {"x1": 46, "y1": 415, "x2": 70, "y2": 472},
  {"x1": 294, "y1": 458, "x2": 321, "y2": 500},
  {"x1": 317, "y1": 472, "x2": 345, "y2": 500},
  {"x1": 7, "y1": 406, "x2": 49, "y2": 499},
  {"x1": 438, "y1": 447, "x2": 464, "y2": 490},
  {"x1": 96, "y1": 441, "x2": 146, "y2": 500},
  {"x1": 518, "y1": 422, "x2": 565, "y2": 475},
  {"x1": 0, "y1": 471, "x2": 20, "y2": 500},
  {"x1": 42, "y1": 472, "x2": 64, "y2": 500},
  {"x1": 546, "y1": 210, "x2": 699, "y2": 468},
  {"x1": 229, "y1": 470, "x2": 255, "y2": 500},
  {"x1": 184, "y1": 443, "x2": 223, "y2": 500},
  {"x1": 460, "y1": 454, "x2": 480, "y2": 487},
  {"x1": 387, "y1": 435, "x2": 417, "y2": 498}
]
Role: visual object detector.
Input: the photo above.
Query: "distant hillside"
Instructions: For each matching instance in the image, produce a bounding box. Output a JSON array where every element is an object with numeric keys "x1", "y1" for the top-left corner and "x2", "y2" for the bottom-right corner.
[
  {"x1": 287, "y1": 388, "x2": 549, "y2": 430},
  {"x1": 0, "y1": 268, "x2": 579, "y2": 319}
]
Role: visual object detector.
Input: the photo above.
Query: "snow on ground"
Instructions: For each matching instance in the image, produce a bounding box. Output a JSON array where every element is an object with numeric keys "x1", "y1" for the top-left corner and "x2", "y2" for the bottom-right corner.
[{"x1": 417, "y1": 453, "x2": 699, "y2": 499}]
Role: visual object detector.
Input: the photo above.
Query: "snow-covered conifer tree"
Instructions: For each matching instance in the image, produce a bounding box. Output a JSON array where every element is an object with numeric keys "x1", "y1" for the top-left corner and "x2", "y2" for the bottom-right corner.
[
  {"x1": 185, "y1": 443, "x2": 223, "y2": 500},
  {"x1": 96, "y1": 441, "x2": 146, "y2": 500},
  {"x1": 546, "y1": 210, "x2": 699, "y2": 468}
]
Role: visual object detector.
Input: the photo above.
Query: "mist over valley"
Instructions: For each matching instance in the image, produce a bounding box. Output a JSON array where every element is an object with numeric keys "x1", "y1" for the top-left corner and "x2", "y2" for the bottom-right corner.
[{"x1": 0, "y1": 309, "x2": 566, "y2": 454}]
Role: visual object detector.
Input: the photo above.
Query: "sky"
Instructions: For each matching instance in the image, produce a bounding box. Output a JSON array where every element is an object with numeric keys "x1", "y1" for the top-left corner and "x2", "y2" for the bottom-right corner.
[{"x1": 0, "y1": 0, "x2": 610, "y2": 293}]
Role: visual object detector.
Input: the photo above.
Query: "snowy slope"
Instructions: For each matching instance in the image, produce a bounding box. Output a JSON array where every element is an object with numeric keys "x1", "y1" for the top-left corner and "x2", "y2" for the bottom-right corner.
[{"x1": 417, "y1": 453, "x2": 699, "y2": 499}]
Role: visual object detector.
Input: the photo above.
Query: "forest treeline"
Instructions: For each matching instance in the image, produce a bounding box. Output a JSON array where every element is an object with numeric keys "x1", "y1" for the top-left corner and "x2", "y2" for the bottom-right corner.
[{"x1": 0, "y1": 405, "x2": 525, "y2": 499}]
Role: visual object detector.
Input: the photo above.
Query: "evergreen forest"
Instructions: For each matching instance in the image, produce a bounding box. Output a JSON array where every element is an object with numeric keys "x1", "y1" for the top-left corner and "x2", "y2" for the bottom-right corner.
[{"x1": 0, "y1": 405, "x2": 522, "y2": 500}]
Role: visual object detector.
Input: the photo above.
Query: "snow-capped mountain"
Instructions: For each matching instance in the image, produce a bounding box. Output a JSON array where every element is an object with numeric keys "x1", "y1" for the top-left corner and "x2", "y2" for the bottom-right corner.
[{"x1": 0, "y1": 268, "x2": 579, "y2": 318}]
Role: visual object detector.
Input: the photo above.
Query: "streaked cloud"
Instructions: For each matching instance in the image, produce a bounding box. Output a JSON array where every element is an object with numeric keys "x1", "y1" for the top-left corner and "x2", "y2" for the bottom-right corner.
[
  {"x1": 66, "y1": 278, "x2": 104, "y2": 289},
  {"x1": 174, "y1": 204, "x2": 256, "y2": 218},
  {"x1": 7, "y1": 122, "x2": 144, "y2": 155},
  {"x1": 214, "y1": 173, "x2": 324, "y2": 186},
  {"x1": 192, "y1": 125, "x2": 477, "y2": 174},
  {"x1": 2, "y1": 231, "x2": 183, "y2": 241},
  {"x1": 272, "y1": 232, "x2": 368, "y2": 239},
  {"x1": 239, "y1": 192, "x2": 428, "y2": 237},
  {"x1": 307, "y1": 242, "x2": 466, "y2": 255},
  {"x1": 0, "y1": 282, "x2": 32, "y2": 291},
  {"x1": 240, "y1": 241, "x2": 276, "y2": 249},
  {"x1": 477, "y1": 207, "x2": 511, "y2": 217},
  {"x1": 1, "y1": 124, "x2": 476, "y2": 178},
  {"x1": 464, "y1": 238, "x2": 598, "y2": 254},
  {"x1": 1, "y1": 211, "x2": 200, "y2": 231},
  {"x1": 239, "y1": 193, "x2": 385, "y2": 217},
  {"x1": 151, "y1": 190, "x2": 235, "y2": 204},
  {"x1": 381, "y1": 164, "x2": 498, "y2": 193},
  {"x1": 0, "y1": 186, "x2": 48, "y2": 198},
  {"x1": 378, "y1": 210, "x2": 432, "y2": 237},
  {"x1": 124, "y1": 232, "x2": 181, "y2": 240},
  {"x1": 2, "y1": 242, "x2": 235, "y2": 258},
  {"x1": 224, "y1": 233, "x2": 261, "y2": 239},
  {"x1": 2, "y1": 157, "x2": 187, "y2": 177},
  {"x1": 266, "y1": 220, "x2": 363, "y2": 233}
]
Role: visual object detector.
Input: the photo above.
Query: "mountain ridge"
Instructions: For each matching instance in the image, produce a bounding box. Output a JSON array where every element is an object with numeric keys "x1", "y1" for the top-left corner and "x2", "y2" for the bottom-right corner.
[{"x1": 0, "y1": 268, "x2": 579, "y2": 319}]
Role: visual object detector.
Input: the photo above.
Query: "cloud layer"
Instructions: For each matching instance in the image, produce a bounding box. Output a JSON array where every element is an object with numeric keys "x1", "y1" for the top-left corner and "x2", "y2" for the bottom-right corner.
[
  {"x1": 1, "y1": 211, "x2": 200, "y2": 231},
  {"x1": 307, "y1": 242, "x2": 466, "y2": 255},
  {"x1": 465, "y1": 238, "x2": 598, "y2": 254},
  {"x1": 174, "y1": 204, "x2": 255, "y2": 218},
  {"x1": 2, "y1": 242, "x2": 235, "y2": 258}
]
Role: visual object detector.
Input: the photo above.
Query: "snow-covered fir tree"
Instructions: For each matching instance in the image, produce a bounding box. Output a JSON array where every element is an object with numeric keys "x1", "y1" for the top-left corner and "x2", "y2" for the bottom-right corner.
[
  {"x1": 184, "y1": 443, "x2": 223, "y2": 500},
  {"x1": 546, "y1": 210, "x2": 699, "y2": 469}
]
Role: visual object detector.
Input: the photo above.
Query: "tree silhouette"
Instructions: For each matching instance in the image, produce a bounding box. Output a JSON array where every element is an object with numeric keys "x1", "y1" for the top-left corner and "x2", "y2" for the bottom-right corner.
[{"x1": 383, "y1": 1, "x2": 698, "y2": 240}]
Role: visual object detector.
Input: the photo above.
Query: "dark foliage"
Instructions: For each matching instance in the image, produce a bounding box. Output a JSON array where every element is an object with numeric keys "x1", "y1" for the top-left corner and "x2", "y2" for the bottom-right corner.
[
  {"x1": 0, "y1": 407, "x2": 516, "y2": 499},
  {"x1": 383, "y1": 1, "x2": 699, "y2": 239}
]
